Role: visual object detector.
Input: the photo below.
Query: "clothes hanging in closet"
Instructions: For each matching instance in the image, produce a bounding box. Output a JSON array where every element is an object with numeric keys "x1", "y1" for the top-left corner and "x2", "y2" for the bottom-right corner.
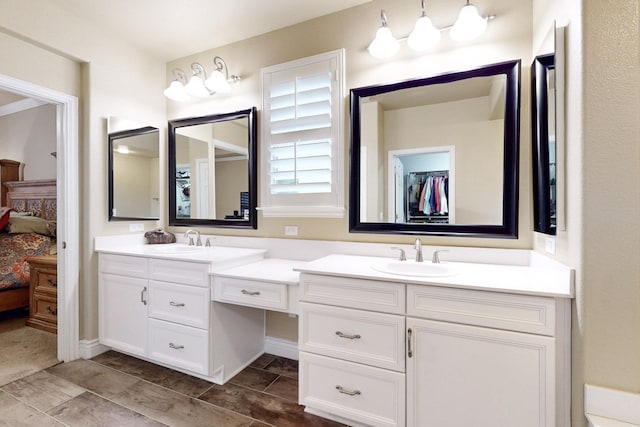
[{"x1": 417, "y1": 175, "x2": 449, "y2": 215}]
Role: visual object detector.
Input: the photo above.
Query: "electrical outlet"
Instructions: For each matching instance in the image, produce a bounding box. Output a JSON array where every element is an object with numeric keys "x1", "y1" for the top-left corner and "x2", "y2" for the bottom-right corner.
[
  {"x1": 545, "y1": 236, "x2": 556, "y2": 254},
  {"x1": 284, "y1": 225, "x2": 298, "y2": 236},
  {"x1": 129, "y1": 223, "x2": 144, "y2": 232}
]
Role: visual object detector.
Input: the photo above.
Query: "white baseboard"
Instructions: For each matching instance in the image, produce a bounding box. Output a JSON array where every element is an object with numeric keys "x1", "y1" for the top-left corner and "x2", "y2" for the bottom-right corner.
[
  {"x1": 585, "y1": 384, "x2": 640, "y2": 426},
  {"x1": 264, "y1": 336, "x2": 298, "y2": 360},
  {"x1": 78, "y1": 339, "x2": 111, "y2": 359}
]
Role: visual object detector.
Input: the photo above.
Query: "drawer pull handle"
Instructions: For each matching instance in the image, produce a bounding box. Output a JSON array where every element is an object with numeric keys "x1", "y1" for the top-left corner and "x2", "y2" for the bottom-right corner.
[
  {"x1": 141, "y1": 287, "x2": 147, "y2": 305},
  {"x1": 46, "y1": 306, "x2": 57, "y2": 315},
  {"x1": 335, "y1": 331, "x2": 361, "y2": 340},
  {"x1": 407, "y1": 328, "x2": 413, "y2": 358},
  {"x1": 335, "y1": 385, "x2": 361, "y2": 396},
  {"x1": 169, "y1": 301, "x2": 185, "y2": 307},
  {"x1": 47, "y1": 278, "x2": 57, "y2": 287},
  {"x1": 241, "y1": 289, "x2": 261, "y2": 296},
  {"x1": 169, "y1": 343, "x2": 184, "y2": 350}
]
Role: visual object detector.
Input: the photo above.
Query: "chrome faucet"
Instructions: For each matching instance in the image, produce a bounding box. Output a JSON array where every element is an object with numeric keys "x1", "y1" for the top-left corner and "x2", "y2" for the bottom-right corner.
[
  {"x1": 184, "y1": 229, "x2": 202, "y2": 246},
  {"x1": 414, "y1": 238, "x2": 423, "y2": 262},
  {"x1": 432, "y1": 249, "x2": 449, "y2": 264},
  {"x1": 390, "y1": 247, "x2": 407, "y2": 261}
]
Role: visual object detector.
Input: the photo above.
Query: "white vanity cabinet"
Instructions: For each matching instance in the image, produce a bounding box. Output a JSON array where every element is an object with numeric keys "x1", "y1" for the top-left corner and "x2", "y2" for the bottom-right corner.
[
  {"x1": 98, "y1": 250, "x2": 267, "y2": 382},
  {"x1": 99, "y1": 253, "x2": 211, "y2": 375},
  {"x1": 298, "y1": 269, "x2": 571, "y2": 427}
]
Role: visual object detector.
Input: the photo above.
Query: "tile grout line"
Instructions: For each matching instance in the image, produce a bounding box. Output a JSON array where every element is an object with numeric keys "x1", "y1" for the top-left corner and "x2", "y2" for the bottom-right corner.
[{"x1": 0, "y1": 388, "x2": 74, "y2": 427}]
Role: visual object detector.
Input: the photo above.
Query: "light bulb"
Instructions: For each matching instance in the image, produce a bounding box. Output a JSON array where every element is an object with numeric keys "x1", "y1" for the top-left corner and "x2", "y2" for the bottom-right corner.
[
  {"x1": 163, "y1": 80, "x2": 189, "y2": 102},
  {"x1": 205, "y1": 70, "x2": 231, "y2": 93},
  {"x1": 450, "y1": 2, "x2": 487, "y2": 42},
  {"x1": 184, "y1": 75, "x2": 210, "y2": 98},
  {"x1": 408, "y1": 15, "x2": 441, "y2": 51},
  {"x1": 368, "y1": 26, "x2": 399, "y2": 59}
]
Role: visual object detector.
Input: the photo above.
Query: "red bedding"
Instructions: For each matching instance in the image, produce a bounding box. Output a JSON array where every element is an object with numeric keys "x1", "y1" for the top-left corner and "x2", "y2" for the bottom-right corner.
[{"x1": 0, "y1": 233, "x2": 54, "y2": 290}]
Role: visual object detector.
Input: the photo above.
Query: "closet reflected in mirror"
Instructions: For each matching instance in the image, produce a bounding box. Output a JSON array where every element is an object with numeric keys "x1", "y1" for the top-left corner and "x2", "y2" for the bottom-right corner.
[{"x1": 107, "y1": 116, "x2": 160, "y2": 221}]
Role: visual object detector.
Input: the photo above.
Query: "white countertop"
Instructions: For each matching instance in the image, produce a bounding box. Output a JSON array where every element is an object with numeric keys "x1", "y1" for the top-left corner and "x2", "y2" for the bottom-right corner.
[
  {"x1": 212, "y1": 258, "x2": 306, "y2": 285},
  {"x1": 94, "y1": 242, "x2": 266, "y2": 267},
  {"x1": 294, "y1": 254, "x2": 574, "y2": 298}
]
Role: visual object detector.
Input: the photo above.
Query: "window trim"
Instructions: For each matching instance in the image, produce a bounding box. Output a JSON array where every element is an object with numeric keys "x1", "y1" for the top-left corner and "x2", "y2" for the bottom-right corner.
[{"x1": 258, "y1": 49, "x2": 345, "y2": 218}]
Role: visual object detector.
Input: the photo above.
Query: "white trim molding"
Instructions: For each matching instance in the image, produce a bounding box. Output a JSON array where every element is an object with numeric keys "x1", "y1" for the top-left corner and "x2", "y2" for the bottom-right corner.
[
  {"x1": 585, "y1": 384, "x2": 640, "y2": 426},
  {"x1": 264, "y1": 336, "x2": 299, "y2": 360},
  {"x1": 0, "y1": 73, "x2": 80, "y2": 363},
  {"x1": 79, "y1": 339, "x2": 111, "y2": 360}
]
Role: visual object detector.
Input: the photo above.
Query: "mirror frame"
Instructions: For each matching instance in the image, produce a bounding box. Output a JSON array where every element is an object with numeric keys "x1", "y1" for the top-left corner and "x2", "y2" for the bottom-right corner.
[
  {"x1": 108, "y1": 126, "x2": 160, "y2": 221},
  {"x1": 531, "y1": 53, "x2": 556, "y2": 235},
  {"x1": 168, "y1": 107, "x2": 258, "y2": 229},
  {"x1": 349, "y1": 59, "x2": 521, "y2": 238}
]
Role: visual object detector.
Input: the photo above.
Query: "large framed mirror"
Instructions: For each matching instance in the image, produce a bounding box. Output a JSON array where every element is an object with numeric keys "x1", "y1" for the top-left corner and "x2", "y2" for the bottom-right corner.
[
  {"x1": 532, "y1": 53, "x2": 556, "y2": 235},
  {"x1": 349, "y1": 60, "x2": 521, "y2": 238},
  {"x1": 168, "y1": 107, "x2": 257, "y2": 229},
  {"x1": 108, "y1": 123, "x2": 160, "y2": 221}
]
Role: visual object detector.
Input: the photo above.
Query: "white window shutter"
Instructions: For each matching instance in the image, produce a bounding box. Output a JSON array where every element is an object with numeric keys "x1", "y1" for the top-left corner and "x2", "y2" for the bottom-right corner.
[{"x1": 259, "y1": 50, "x2": 344, "y2": 217}]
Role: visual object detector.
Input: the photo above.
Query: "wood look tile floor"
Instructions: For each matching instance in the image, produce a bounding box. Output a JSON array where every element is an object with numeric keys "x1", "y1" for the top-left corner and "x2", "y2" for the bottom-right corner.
[{"x1": 0, "y1": 351, "x2": 347, "y2": 427}]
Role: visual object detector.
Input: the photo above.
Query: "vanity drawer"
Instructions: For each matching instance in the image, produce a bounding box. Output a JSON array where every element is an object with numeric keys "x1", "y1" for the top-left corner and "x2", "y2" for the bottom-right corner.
[
  {"x1": 99, "y1": 253, "x2": 148, "y2": 278},
  {"x1": 300, "y1": 352, "x2": 405, "y2": 427},
  {"x1": 149, "y1": 258, "x2": 209, "y2": 287},
  {"x1": 148, "y1": 281, "x2": 209, "y2": 329},
  {"x1": 213, "y1": 276, "x2": 287, "y2": 311},
  {"x1": 300, "y1": 302, "x2": 405, "y2": 372},
  {"x1": 148, "y1": 319, "x2": 209, "y2": 375},
  {"x1": 407, "y1": 285, "x2": 556, "y2": 336},
  {"x1": 300, "y1": 274, "x2": 405, "y2": 315}
]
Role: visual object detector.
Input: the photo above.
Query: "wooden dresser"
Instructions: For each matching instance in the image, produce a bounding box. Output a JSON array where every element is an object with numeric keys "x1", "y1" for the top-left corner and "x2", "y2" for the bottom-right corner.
[{"x1": 26, "y1": 255, "x2": 58, "y2": 334}]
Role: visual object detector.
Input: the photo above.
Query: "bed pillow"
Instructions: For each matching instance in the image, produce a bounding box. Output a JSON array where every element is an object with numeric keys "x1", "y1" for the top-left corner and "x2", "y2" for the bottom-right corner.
[
  {"x1": 7, "y1": 213, "x2": 56, "y2": 237},
  {"x1": 0, "y1": 207, "x2": 12, "y2": 230}
]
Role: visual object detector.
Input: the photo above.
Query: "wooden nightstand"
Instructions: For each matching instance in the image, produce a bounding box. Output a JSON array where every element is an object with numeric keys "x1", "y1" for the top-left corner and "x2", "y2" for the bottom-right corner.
[{"x1": 26, "y1": 255, "x2": 58, "y2": 334}]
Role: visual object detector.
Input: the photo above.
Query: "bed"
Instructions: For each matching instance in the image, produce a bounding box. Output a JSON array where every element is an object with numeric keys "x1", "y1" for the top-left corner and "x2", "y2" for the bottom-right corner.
[{"x1": 0, "y1": 160, "x2": 56, "y2": 313}]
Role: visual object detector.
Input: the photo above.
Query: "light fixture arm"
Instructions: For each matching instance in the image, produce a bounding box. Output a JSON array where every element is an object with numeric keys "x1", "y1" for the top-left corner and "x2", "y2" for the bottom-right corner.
[
  {"x1": 380, "y1": 9, "x2": 389, "y2": 27},
  {"x1": 171, "y1": 68, "x2": 187, "y2": 84},
  {"x1": 190, "y1": 62, "x2": 207, "y2": 80}
]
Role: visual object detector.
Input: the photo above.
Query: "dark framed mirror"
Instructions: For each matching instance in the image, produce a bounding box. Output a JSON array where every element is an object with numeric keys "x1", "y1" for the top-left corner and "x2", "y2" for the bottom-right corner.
[
  {"x1": 168, "y1": 107, "x2": 257, "y2": 229},
  {"x1": 108, "y1": 125, "x2": 160, "y2": 221},
  {"x1": 349, "y1": 60, "x2": 521, "y2": 238},
  {"x1": 532, "y1": 53, "x2": 556, "y2": 235}
]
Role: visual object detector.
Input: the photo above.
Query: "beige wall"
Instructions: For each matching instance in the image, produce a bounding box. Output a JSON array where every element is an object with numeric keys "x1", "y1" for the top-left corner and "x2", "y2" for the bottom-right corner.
[
  {"x1": 112, "y1": 153, "x2": 156, "y2": 218},
  {"x1": 0, "y1": 0, "x2": 166, "y2": 341},
  {"x1": 0, "y1": 104, "x2": 57, "y2": 179},
  {"x1": 166, "y1": 0, "x2": 533, "y2": 249},
  {"x1": 215, "y1": 159, "x2": 248, "y2": 219}
]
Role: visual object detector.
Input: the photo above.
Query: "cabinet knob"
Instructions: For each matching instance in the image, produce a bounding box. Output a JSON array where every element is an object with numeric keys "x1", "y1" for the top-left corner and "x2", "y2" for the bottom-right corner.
[
  {"x1": 46, "y1": 306, "x2": 57, "y2": 315},
  {"x1": 169, "y1": 343, "x2": 184, "y2": 350},
  {"x1": 169, "y1": 301, "x2": 185, "y2": 307},
  {"x1": 241, "y1": 289, "x2": 261, "y2": 296},
  {"x1": 47, "y1": 278, "x2": 57, "y2": 287}
]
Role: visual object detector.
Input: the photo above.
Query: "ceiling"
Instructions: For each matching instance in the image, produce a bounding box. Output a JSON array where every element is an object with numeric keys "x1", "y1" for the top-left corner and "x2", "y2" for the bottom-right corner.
[
  {"x1": 50, "y1": 0, "x2": 372, "y2": 62},
  {"x1": 0, "y1": 0, "x2": 371, "y2": 111}
]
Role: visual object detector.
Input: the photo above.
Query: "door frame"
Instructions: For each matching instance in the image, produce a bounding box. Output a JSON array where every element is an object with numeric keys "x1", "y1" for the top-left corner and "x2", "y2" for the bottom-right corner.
[{"x1": 0, "y1": 73, "x2": 79, "y2": 362}]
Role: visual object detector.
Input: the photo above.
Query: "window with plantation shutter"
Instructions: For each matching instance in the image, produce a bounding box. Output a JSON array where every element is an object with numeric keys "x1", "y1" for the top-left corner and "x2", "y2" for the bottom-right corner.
[{"x1": 259, "y1": 49, "x2": 344, "y2": 218}]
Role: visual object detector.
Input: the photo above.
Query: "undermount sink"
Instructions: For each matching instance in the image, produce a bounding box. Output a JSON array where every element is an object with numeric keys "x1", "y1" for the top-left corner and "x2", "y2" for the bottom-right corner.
[
  {"x1": 146, "y1": 244, "x2": 201, "y2": 254},
  {"x1": 371, "y1": 260, "x2": 458, "y2": 277}
]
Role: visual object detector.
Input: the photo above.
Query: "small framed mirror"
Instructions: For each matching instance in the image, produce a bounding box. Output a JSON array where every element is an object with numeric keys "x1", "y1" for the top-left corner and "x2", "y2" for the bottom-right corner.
[
  {"x1": 108, "y1": 122, "x2": 160, "y2": 221},
  {"x1": 349, "y1": 60, "x2": 521, "y2": 238},
  {"x1": 168, "y1": 107, "x2": 257, "y2": 229},
  {"x1": 531, "y1": 53, "x2": 556, "y2": 234}
]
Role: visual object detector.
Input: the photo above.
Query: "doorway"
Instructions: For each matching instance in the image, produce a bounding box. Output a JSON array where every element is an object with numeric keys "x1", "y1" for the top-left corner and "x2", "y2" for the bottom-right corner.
[{"x1": 0, "y1": 73, "x2": 79, "y2": 362}]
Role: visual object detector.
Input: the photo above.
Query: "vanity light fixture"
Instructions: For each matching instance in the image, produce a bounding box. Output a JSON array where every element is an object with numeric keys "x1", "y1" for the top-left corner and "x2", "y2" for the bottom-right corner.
[
  {"x1": 449, "y1": 0, "x2": 488, "y2": 42},
  {"x1": 368, "y1": 1, "x2": 493, "y2": 59},
  {"x1": 407, "y1": 0, "x2": 441, "y2": 52},
  {"x1": 367, "y1": 10, "x2": 400, "y2": 59},
  {"x1": 117, "y1": 145, "x2": 130, "y2": 154},
  {"x1": 163, "y1": 56, "x2": 240, "y2": 102}
]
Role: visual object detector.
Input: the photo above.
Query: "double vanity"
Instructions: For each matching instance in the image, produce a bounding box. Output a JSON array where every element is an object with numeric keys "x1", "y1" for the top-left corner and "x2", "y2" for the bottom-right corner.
[{"x1": 95, "y1": 236, "x2": 573, "y2": 427}]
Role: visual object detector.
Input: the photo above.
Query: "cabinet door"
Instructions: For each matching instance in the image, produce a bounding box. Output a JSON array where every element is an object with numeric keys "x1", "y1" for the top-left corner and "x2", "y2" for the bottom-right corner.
[
  {"x1": 99, "y1": 273, "x2": 148, "y2": 357},
  {"x1": 406, "y1": 317, "x2": 555, "y2": 427}
]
